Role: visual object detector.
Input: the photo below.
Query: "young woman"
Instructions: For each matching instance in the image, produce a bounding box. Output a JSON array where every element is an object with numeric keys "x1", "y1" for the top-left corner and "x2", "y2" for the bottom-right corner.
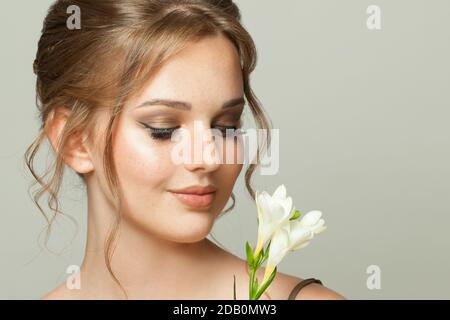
[{"x1": 27, "y1": 0, "x2": 345, "y2": 300}]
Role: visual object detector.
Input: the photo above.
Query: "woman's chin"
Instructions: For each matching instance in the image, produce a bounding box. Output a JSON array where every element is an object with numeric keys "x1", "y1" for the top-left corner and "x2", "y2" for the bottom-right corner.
[
  {"x1": 138, "y1": 218, "x2": 215, "y2": 244},
  {"x1": 165, "y1": 229, "x2": 212, "y2": 244}
]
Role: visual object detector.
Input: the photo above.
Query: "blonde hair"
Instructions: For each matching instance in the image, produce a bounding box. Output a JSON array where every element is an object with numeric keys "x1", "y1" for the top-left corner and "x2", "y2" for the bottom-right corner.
[{"x1": 26, "y1": 0, "x2": 272, "y2": 298}]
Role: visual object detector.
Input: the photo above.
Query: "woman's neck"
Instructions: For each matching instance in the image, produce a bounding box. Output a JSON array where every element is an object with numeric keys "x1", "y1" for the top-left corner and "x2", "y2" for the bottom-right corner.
[
  {"x1": 81, "y1": 217, "x2": 231, "y2": 298},
  {"x1": 76, "y1": 179, "x2": 233, "y2": 299}
]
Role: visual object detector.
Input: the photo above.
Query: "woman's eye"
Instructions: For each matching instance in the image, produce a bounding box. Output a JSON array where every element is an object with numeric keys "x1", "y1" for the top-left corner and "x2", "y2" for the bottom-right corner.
[
  {"x1": 143, "y1": 124, "x2": 180, "y2": 140},
  {"x1": 141, "y1": 123, "x2": 245, "y2": 141},
  {"x1": 214, "y1": 126, "x2": 246, "y2": 137}
]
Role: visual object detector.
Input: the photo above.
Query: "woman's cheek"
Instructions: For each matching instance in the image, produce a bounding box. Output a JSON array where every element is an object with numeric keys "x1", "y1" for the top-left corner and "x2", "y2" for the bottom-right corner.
[
  {"x1": 219, "y1": 162, "x2": 242, "y2": 191},
  {"x1": 113, "y1": 128, "x2": 176, "y2": 226},
  {"x1": 114, "y1": 125, "x2": 173, "y2": 189},
  {"x1": 227, "y1": 140, "x2": 244, "y2": 178},
  {"x1": 227, "y1": 163, "x2": 243, "y2": 186}
]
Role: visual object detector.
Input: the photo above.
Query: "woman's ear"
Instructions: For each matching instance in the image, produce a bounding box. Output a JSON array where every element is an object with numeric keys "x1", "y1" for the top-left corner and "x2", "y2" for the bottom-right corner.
[{"x1": 45, "y1": 107, "x2": 95, "y2": 174}]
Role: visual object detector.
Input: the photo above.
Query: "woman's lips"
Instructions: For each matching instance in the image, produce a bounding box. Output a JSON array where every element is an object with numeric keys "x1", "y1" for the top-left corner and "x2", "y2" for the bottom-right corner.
[{"x1": 170, "y1": 191, "x2": 215, "y2": 209}]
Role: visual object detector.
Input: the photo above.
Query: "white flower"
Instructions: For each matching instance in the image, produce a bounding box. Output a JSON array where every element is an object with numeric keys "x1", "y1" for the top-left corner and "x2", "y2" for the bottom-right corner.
[
  {"x1": 261, "y1": 210, "x2": 327, "y2": 284},
  {"x1": 254, "y1": 184, "x2": 294, "y2": 258}
]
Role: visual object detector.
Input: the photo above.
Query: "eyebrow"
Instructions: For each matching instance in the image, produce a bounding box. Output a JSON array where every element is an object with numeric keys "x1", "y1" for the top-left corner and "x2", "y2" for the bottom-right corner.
[{"x1": 135, "y1": 97, "x2": 245, "y2": 111}]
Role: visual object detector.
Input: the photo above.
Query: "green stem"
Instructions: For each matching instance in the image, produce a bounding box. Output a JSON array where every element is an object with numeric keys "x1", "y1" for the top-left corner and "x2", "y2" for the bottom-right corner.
[
  {"x1": 248, "y1": 243, "x2": 273, "y2": 300},
  {"x1": 249, "y1": 266, "x2": 255, "y2": 299}
]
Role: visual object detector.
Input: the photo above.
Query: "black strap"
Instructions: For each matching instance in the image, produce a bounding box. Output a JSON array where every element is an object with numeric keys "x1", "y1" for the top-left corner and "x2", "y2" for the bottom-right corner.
[{"x1": 288, "y1": 278, "x2": 323, "y2": 300}]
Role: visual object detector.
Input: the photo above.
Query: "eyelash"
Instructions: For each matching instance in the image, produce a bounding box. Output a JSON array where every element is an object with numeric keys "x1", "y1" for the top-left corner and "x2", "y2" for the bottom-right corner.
[{"x1": 142, "y1": 124, "x2": 245, "y2": 141}]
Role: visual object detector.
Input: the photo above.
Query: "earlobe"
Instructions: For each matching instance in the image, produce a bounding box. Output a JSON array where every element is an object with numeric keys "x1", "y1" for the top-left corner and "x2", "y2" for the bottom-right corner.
[{"x1": 45, "y1": 107, "x2": 95, "y2": 175}]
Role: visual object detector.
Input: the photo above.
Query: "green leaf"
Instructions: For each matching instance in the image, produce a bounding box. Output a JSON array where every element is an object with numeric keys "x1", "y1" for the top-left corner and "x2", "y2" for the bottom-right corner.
[
  {"x1": 290, "y1": 209, "x2": 301, "y2": 220},
  {"x1": 233, "y1": 274, "x2": 237, "y2": 300},
  {"x1": 255, "y1": 249, "x2": 263, "y2": 267},
  {"x1": 245, "y1": 241, "x2": 254, "y2": 268},
  {"x1": 260, "y1": 240, "x2": 271, "y2": 265},
  {"x1": 254, "y1": 267, "x2": 277, "y2": 300},
  {"x1": 255, "y1": 247, "x2": 263, "y2": 268}
]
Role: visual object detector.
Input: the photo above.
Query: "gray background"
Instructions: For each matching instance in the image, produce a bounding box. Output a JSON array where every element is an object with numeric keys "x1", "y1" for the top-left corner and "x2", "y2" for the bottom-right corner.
[{"x1": 1, "y1": 0, "x2": 449, "y2": 299}]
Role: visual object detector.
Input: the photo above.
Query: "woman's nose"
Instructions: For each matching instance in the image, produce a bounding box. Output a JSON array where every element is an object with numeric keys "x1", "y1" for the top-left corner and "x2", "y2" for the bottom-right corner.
[{"x1": 182, "y1": 121, "x2": 221, "y2": 173}]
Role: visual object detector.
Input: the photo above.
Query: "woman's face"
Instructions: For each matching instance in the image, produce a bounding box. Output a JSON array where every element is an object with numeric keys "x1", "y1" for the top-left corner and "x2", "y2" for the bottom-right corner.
[{"x1": 90, "y1": 34, "x2": 245, "y2": 243}]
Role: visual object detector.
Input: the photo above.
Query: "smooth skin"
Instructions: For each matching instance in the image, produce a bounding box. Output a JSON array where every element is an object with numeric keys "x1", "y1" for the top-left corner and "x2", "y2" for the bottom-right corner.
[{"x1": 42, "y1": 34, "x2": 345, "y2": 300}]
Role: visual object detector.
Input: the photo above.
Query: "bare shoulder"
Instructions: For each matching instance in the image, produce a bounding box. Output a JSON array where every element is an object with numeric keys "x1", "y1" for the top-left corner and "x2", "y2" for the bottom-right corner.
[
  {"x1": 222, "y1": 253, "x2": 345, "y2": 300},
  {"x1": 194, "y1": 242, "x2": 346, "y2": 300},
  {"x1": 40, "y1": 283, "x2": 81, "y2": 300},
  {"x1": 221, "y1": 254, "x2": 344, "y2": 300},
  {"x1": 272, "y1": 271, "x2": 346, "y2": 300}
]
